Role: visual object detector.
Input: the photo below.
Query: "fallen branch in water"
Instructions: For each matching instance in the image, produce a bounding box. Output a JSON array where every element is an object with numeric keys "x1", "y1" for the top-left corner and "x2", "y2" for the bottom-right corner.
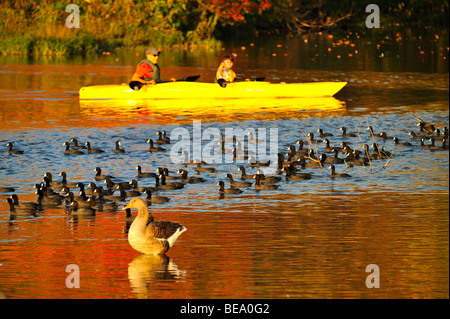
[
  {"x1": 365, "y1": 119, "x2": 387, "y2": 162},
  {"x1": 383, "y1": 152, "x2": 394, "y2": 168},
  {"x1": 357, "y1": 122, "x2": 372, "y2": 171},
  {"x1": 300, "y1": 129, "x2": 323, "y2": 168},
  {"x1": 364, "y1": 119, "x2": 393, "y2": 168}
]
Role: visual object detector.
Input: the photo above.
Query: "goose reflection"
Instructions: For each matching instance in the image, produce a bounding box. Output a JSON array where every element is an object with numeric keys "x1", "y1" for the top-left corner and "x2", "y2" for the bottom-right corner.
[{"x1": 128, "y1": 253, "x2": 186, "y2": 299}]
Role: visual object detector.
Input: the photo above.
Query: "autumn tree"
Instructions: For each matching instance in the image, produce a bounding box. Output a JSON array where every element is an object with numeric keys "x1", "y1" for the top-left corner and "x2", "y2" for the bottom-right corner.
[{"x1": 187, "y1": 0, "x2": 271, "y2": 40}]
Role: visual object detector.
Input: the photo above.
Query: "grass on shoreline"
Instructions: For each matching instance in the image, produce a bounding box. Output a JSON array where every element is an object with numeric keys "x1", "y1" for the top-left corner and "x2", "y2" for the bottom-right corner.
[{"x1": 0, "y1": 33, "x2": 222, "y2": 57}]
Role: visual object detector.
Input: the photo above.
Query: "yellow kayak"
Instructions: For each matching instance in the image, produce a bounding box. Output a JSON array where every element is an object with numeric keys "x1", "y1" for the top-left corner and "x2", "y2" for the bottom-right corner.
[{"x1": 79, "y1": 81, "x2": 347, "y2": 100}]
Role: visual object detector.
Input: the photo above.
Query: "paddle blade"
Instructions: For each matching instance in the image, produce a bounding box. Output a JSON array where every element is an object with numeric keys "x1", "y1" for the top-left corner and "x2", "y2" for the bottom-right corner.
[
  {"x1": 129, "y1": 81, "x2": 144, "y2": 90},
  {"x1": 217, "y1": 79, "x2": 228, "y2": 88},
  {"x1": 184, "y1": 75, "x2": 200, "y2": 82}
]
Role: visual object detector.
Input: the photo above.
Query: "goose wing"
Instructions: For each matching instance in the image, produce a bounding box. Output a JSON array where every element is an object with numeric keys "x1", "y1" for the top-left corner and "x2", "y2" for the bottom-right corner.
[{"x1": 145, "y1": 221, "x2": 183, "y2": 239}]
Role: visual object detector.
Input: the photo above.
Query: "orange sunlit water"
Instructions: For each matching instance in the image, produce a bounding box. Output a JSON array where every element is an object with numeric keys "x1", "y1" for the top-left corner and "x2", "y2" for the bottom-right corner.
[
  {"x1": 0, "y1": 192, "x2": 448, "y2": 298},
  {"x1": 0, "y1": 50, "x2": 448, "y2": 299}
]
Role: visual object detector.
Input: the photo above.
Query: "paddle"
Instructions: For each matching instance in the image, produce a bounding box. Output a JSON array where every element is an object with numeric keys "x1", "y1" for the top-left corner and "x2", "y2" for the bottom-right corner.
[
  {"x1": 217, "y1": 77, "x2": 266, "y2": 88},
  {"x1": 129, "y1": 75, "x2": 200, "y2": 90}
]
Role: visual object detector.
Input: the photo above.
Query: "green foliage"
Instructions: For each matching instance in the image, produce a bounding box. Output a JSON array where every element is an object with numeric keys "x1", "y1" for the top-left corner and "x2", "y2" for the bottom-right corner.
[
  {"x1": 0, "y1": 0, "x2": 447, "y2": 56},
  {"x1": 0, "y1": 34, "x2": 35, "y2": 55}
]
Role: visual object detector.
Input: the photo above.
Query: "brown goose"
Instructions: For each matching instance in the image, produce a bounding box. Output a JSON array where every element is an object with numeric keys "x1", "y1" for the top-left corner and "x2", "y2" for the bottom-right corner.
[
  {"x1": 159, "y1": 173, "x2": 185, "y2": 189},
  {"x1": 7, "y1": 197, "x2": 38, "y2": 216},
  {"x1": 428, "y1": 137, "x2": 444, "y2": 151},
  {"x1": 156, "y1": 131, "x2": 170, "y2": 144},
  {"x1": 286, "y1": 145, "x2": 304, "y2": 160},
  {"x1": 70, "y1": 138, "x2": 86, "y2": 149},
  {"x1": 340, "y1": 127, "x2": 356, "y2": 138},
  {"x1": 328, "y1": 165, "x2": 351, "y2": 178},
  {"x1": 321, "y1": 139, "x2": 333, "y2": 153},
  {"x1": 317, "y1": 128, "x2": 333, "y2": 137},
  {"x1": 0, "y1": 186, "x2": 15, "y2": 192},
  {"x1": 144, "y1": 189, "x2": 170, "y2": 204},
  {"x1": 345, "y1": 150, "x2": 368, "y2": 166},
  {"x1": 159, "y1": 168, "x2": 180, "y2": 180},
  {"x1": 129, "y1": 179, "x2": 154, "y2": 193},
  {"x1": 408, "y1": 131, "x2": 421, "y2": 139},
  {"x1": 136, "y1": 165, "x2": 156, "y2": 178},
  {"x1": 114, "y1": 141, "x2": 125, "y2": 153},
  {"x1": 307, "y1": 132, "x2": 322, "y2": 144},
  {"x1": 59, "y1": 171, "x2": 78, "y2": 188},
  {"x1": 90, "y1": 194, "x2": 118, "y2": 212},
  {"x1": 305, "y1": 154, "x2": 327, "y2": 168},
  {"x1": 281, "y1": 165, "x2": 312, "y2": 181},
  {"x1": 124, "y1": 197, "x2": 187, "y2": 255},
  {"x1": 378, "y1": 132, "x2": 391, "y2": 140},
  {"x1": 255, "y1": 170, "x2": 282, "y2": 184},
  {"x1": 63, "y1": 142, "x2": 84, "y2": 155},
  {"x1": 93, "y1": 187, "x2": 125, "y2": 202},
  {"x1": 116, "y1": 183, "x2": 140, "y2": 197},
  {"x1": 225, "y1": 173, "x2": 252, "y2": 188},
  {"x1": 392, "y1": 137, "x2": 412, "y2": 147},
  {"x1": 9, "y1": 194, "x2": 40, "y2": 212},
  {"x1": 35, "y1": 187, "x2": 63, "y2": 208},
  {"x1": 295, "y1": 140, "x2": 309, "y2": 155},
  {"x1": 237, "y1": 166, "x2": 254, "y2": 180},
  {"x1": 6, "y1": 142, "x2": 24, "y2": 154},
  {"x1": 248, "y1": 156, "x2": 271, "y2": 168},
  {"x1": 195, "y1": 162, "x2": 216, "y2": 173},
  {"x1": 177, "y1": 169, "x2": 205, "y2": 183},
  {"x1": 147, "y1": 139, "x2": 165, "y2": 152},
  {"x1": 366, "y1": 126, "x2": 378, "y2": 136},
  {"x1": 412, "y1": 115, "x2": 445, "y2": 133},
  {"x1": 94, "y1": 167, "x2": 115, "y2": 181},
  {"x1": 253, "y1": 174, "x2": 280, "y2": 190},
  {"x1": 162, "y1": 131, "x2": 171, "y2": 143},
  {"x1": 324, "y1": 149, "x2": 345, "y2": 164},
  {"x1": 217, "y1": 181, "x2": 243, "y2": 194},
  {"x1": 85, "y1": 141, "x2": 104, "y2": 153}
]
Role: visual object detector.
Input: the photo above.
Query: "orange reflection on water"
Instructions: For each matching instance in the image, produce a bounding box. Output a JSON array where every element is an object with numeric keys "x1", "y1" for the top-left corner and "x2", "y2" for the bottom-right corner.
[
  {"x1": 0, "y1": 191, "x2": 448, "y2": 299},
  {"x1": 0, "y1": 94, "x2": 346, "y2": 130},
  {"x1": 79, "y1": 97, "x2": 346, "y2": 125}
]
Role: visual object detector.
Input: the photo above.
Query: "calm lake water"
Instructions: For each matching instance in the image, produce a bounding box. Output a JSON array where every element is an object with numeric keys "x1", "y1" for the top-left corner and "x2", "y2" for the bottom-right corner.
[{"x1": 0, "y1": 29, "x2": 448, "y2": 299}]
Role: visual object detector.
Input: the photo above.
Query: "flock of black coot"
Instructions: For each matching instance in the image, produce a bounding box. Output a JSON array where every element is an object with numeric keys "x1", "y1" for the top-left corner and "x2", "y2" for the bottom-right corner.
[{"x1": 2, "y1": 116, "x2": 449, "y2": 218}]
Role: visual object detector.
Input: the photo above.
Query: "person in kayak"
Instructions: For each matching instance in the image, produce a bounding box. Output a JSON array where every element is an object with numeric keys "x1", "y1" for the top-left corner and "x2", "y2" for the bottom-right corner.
[
  {"x1": 130, "y1": 47, "x2": 175, "y2": 86},
  {"x1": 216, "y1": 54, "x2": 236, "y2": 87}
]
